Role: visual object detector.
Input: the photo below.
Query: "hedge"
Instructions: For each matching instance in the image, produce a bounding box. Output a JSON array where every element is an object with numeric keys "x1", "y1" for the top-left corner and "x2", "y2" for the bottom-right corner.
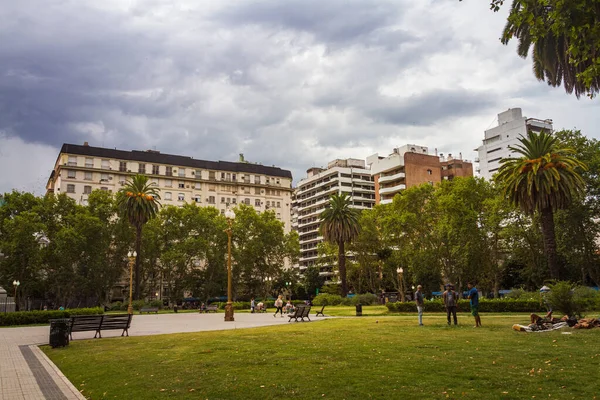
[
  {"x1": 109, "y1": 300, "x2": 164, "y2": 311},
  {"x1": 386, "y1": 299, "x2": 545, "y2": 313},
  {"x1": 0, "y1": 307, "x2": 104, "y2": 327},
  {"x1": 312, "y1": 293, "x2": 379, "y2": 306}
]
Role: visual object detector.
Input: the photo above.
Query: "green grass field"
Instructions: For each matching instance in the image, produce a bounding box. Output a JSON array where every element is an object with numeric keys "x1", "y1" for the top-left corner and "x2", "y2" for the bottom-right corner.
[{"x1": 43, "y1": 312, "x2": 600, "y2": 400}]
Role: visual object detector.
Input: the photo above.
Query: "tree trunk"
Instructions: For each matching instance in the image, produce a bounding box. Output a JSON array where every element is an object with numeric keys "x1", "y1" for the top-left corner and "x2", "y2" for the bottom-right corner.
[
  {"x1": 338, "y1": 241, "x2": 348, "y2": 297},
  {"x1": 135, "y1": 225, "x2": 143, "y2": 300},
  {"x1": 540, "y1": 207, "x2": 559, "y2": 279}
]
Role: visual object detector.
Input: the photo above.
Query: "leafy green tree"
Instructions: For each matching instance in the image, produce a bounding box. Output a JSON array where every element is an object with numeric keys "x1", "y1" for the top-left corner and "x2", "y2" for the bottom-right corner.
[
  {"x1": 319, "y1": 193, "x2": 361, "y2": 297},
  {"x1": 302, "y1": 266, "x2": 325, "y2": 299},
  {"x1": 116, "y1": 175, "x2": 161, "y2": 299},
  {"x1": 496, "y1": 130, "x2": 587, "y2": 279}
]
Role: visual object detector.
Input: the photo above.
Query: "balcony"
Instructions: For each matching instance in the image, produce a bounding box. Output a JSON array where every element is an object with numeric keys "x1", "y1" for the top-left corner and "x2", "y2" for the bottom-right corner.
[
  {"x1": 379, "y1": 183, "x2": 406, "y2": 195},
  {"x1": 378, "y1": 171, "x2": 405, "y2": 184},
  {"x1": 380, "y1": 198, "x2": 393, "y2": 205}
]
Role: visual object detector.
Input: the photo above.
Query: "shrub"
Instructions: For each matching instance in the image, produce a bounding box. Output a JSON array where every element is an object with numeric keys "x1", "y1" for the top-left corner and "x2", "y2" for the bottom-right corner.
[
  {"x1": 131, "y1": 300, "x2": 145, "y2": 311},
  {"x1": 386, "y1": 299, "x2": 546, "y2": 313},
  {"x1": 0, "y1": 307, "x2": 104, "y2": 327},
  {"x1": 109, "y1": 301, "x2": 124, "y2": 311},
  {"x1": 352, "y1": 293, "x2": 379, "y2": 306},
  {"x1": 148, "y1": 300, "x2": 163, "y2": 309},
  {"x1": 312, "y1": 294, "x2": 343, "y2": 306}
]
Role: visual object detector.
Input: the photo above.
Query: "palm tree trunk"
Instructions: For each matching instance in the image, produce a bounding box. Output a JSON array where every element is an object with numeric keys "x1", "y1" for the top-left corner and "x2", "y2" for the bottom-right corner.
[
  {"x1": 135, "y1": 225, "x2": 143, "y2": 300},
  {"x1": 540, "y1": 207, "x2": 559, "y2": 279},
  {"x1": 338, "y1": 241, "x2": 348, "y2": 297}
]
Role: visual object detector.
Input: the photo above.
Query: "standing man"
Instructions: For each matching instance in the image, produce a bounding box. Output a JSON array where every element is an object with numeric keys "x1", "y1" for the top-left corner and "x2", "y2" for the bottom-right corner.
[
  {"x1": 415, "y1": 285, "x2": 424, "y2": 326},
  {"x1": 442, "y1": 284, "x2": 458, "y2": 326},
  {"x1": 251, "y1": 298, "x2": 256, "y2": 313},
  {"x1": 467, "y1": 282, "x2": 481, "y2": 327}
]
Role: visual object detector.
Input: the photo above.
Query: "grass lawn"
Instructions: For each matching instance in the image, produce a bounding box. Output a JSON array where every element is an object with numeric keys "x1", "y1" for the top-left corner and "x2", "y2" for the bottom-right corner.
[{"x1": 43, "y1": 313, "x2": 600, "y2": 400}]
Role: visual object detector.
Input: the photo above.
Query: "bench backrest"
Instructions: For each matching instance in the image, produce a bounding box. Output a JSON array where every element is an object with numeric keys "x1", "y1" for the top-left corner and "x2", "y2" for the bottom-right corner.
[
  {"x1": 101, "y1": 314, "x2": 132, "y2": 330},
  {"x1": 292, "y1": 306, "x2": 304, "y2": 317},
  {"x1": 301, "y1": 306, "x2": 311, "y2": 318},
  {"x1": 206, "y1": 305, "x2": 218, "y2": 310},
  {"x1": 70, "y1": 315, "x2": 103, "y2": 331}
]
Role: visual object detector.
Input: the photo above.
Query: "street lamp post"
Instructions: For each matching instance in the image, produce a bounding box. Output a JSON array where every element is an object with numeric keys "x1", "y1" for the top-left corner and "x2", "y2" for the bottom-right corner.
[
  {"x1": 12, "y1": 280, "x2": 20, "y2": 311},
  {"x1": 224, "y1": 209, "x2": 236, "y2": 322},
  {"x1": 127, "y1": 251, "x2": 136, "y2": 314},
  {"x1": 285, "y1": 281, "x2": 292, "y2": 301},
  {"x1": 397, "y1": 268, "x2": 404, "y2": 302},
  {"x1": 264, "y1": 276, "x2": 272, "y2": 301}
]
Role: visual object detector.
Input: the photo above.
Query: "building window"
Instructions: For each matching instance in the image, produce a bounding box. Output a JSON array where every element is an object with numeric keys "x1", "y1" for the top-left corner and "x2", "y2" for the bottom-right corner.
[
  {"x1": 177, "y1": 193, "x2": 185, "y2": 201},
  {"x1": 221, "y1": 197, "x2": 226, "y2": 203},
  {"x1": 255, "y1": 187, "x2": 261, "y2": 195},
  {"x1": 165, "y1": 192, "x2": 172, "y2": 200},
  {"x1": 67, "y1": 170, "x2": 76, "y2": 179},
  {"x1": 209, "y1": 171, "x2": 216, "y2": 181},
  {"x1": 232, "y1": 198, "x2": 237, "y2": 204},
  {"x1": 254, "y1": 175, "x2": 261, "y2": 184},
  {"x1": 119, "y1": 161, "x2": 127, "y2": 172},
  {"x1": 428, "y1": 181, "x2": 434, "y2": 186},
  {"x1": 152, "y1": 165, "x2": 160, "y2": 175},
  {"x1": 194, "y1": 182, "x2": 201, "y2": 190},
  {"x1": 209, "y1": 184, "x2": 216, "y2": 192},
  {"x1": 178, "y1": 181, "x2": 185, "y2": 189},
  {"x1": 266, "y1": 201, "x2": 270, "y2": 207},
  {"x1": 221, "y1": 172, "x2": 226, "y2": 180},
  {"x1": 194, "y1": 195, "x2": 201, "y2": 203},
  {"x1": 244, "y1": 187, "x2": 250, "y2": 194},
  {"x1": 66, "y1": 184, "x2": 75, "y2": 193},
  {"x1": 276, "y1": 179, "x2": 280, "y2": 185},
  {"x1": 244, "y1": 198, "x2": 250, "y2": 205},
  {"x1": 255, "y1": 199, "x2": 261, "y2": 207},
  {"x1": 84, "y1": 172, "x2": 93, "y2": 180},
  {"x1": 208, "y1": 196, "x2": 215, "y2": 204},
  {"x1": 232, "y1": 174, "x2": 236, "y2": 181},
  {"x1": 277, "y1": 201, "x2": 281, "y2": 208},
  {"x1": 101, "y1": 173, "x2": 109, "y2": 182},
  {"x1": 85, "y1": 158, "x2": 93, "y2": 168},
  {"x1": 179, "y1": 168, "x2": 185, "y2": 177},
  {"x1": 138, "y1": 163, "x2": 146, "y2": 174},
  {"x1": 165, "y1": 179, "x2": 172, "y2": 187},
  {"x1": 427, "y1": 169, "x2": 432, "y2": 175},
  {"x1": 100, "y1": 187, "x2": 108, "y2": 191},
  {"x1": 165, "y1": 166, "x2": 173, "y2": 176},
  {"x1": 83, "y1": 186, "x2": 92, "y2": 194},
  {"x1": 67, "y1": 156, "x2": 77, "y2": 166},
  {"x1": 101, "y1": 159, "x2": 110, "y2": 170}
]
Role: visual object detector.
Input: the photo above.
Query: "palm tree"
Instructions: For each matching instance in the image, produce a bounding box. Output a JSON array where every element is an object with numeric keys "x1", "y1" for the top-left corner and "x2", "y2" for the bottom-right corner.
[
  {"x1": 496, "y1": 130, "x2": 587, "y2": 279},
  {"x1": 501, "y1": 0, "x2": 599, "y2": 98},
  {"x1": 319, "y1": 193, "x2": 360, "y2": 297},
  {"x1": 117, "y1": 175, "x2": 161, "y2": 299}
]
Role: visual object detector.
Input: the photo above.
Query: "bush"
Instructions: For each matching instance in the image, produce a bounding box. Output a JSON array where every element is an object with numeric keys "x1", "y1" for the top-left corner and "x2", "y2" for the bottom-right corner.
[
  {"x1": 0, "y1": 307, "x2": 104, "y2": 327},
  {"x1": 131, "y1": 300, "x2": 145, "y2": 311},
  {"x1": 386, "y1": 299, "x2": 545, "y2": 313},
  {"x1": 148, "y1": 300, "x2": 163, "y2": 309},
  {"x1": 109, "y1": 301, "x2": 125, "y2": 311},
  {"x1": 312, "y1": 294, "x2": 343, "y2": 306},
  {"x1": 352, "y1": 293, "x2": 379, "y2": 306}
]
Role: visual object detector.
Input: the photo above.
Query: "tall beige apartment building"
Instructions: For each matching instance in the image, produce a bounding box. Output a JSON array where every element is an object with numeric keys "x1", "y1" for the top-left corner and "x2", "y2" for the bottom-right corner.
[{"x1": 46, "y1": 143, "x2": 294, "y2": 232}]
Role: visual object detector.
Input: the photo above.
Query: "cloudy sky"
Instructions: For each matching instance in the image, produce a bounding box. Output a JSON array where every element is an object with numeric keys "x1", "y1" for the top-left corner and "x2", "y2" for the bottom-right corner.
[{"x1": 1, "y1": 0, "x2": 599, "y2": 194}]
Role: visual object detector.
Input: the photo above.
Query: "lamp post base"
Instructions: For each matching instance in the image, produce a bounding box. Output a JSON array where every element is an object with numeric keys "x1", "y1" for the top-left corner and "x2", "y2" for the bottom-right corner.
[
  {"x1": 224, "y1": 302, "x2": 234, "y2": 321},
  {"x1": 127, "y1": 305, "x2": 133, "y2": 315}
]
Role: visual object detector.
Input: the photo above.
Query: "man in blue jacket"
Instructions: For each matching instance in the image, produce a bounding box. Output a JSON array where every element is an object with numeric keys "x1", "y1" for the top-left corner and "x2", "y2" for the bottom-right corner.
[{"x1": 467, "y1": 282, "x2": 482, "y2": 327}]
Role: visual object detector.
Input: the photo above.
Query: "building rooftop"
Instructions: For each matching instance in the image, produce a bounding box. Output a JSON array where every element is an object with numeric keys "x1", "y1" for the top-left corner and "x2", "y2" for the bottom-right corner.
[{"x1": 59, "y1": 143, "x2": 293, "y2": 178}]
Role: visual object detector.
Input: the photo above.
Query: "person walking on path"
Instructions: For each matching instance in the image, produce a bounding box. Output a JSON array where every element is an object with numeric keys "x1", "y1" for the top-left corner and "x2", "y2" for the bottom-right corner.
[
  {"x1": 274, "y1": 295, "x2": 284, "y2": 318},
  {"x1": 442, "y1": 284, "x2": 458, "y2": 325},
  {"x1": 415, "y1": 285, "x2": 424, "y2": 326},
  {"x1": 468, "y1": 282, "x2": 482, "y2": 327},
  {"x1": 251, "y1": 298, "x2": 256, "y2": 313}
]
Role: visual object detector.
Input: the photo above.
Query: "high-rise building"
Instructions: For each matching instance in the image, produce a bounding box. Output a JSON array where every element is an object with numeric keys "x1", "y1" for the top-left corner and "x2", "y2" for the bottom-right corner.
[
  {"x1": 367, "y1": 145, "x2": 473, "y2": 205},
  {"x1": 294, "y1": 159, "x2": 375, "y2": 277},
  {"x1": 46, "y1": 143, "x2": 294, "y2": 231},
  {"x1": 476, "y1": 108, "x2": 553, "y2": 180}
]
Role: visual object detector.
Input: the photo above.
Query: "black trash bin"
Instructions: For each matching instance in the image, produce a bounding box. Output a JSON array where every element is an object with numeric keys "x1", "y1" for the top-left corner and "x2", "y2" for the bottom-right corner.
[
  {"x1": 49, "y1": 318, "x2": 70, "y2": 348},
  {"x1": 356, "y1": 304, "x2": 362, "y2": 316}
]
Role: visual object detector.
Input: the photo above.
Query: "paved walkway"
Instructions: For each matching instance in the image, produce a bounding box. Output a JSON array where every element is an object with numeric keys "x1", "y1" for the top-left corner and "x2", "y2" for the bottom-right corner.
[{"x1": 0, "y1": 312, "x2": 322, "y2": 399}]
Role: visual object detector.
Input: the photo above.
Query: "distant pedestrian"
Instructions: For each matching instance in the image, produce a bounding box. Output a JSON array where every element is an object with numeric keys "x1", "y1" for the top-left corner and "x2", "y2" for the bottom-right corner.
[
  {"x1": 442, "y1": 284, "x2": 458, "y2": 326},
  {"x1": 274, "y1": 295, "x2": 284, "y2": 318},
  {"x1": 415, "y1": 285, "x2": 424, "y2": 326},
  {"x1": 251, "y1": 298, "x2": 256, "y2": 313},
  {"x1": 467, "y1": 282, "x2": 482, "y2": 327}
]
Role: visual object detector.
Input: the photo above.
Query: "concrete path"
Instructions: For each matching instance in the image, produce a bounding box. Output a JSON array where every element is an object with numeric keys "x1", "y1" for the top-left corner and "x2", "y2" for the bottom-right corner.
[{"x1": 0, "y1": 312, "x2": 324, "y2": 399}]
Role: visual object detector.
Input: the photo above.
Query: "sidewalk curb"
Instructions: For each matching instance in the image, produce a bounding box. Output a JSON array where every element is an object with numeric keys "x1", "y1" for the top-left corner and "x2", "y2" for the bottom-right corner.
[{"x1": 29, "y1": 345, "x2": 86, "y2": 400}]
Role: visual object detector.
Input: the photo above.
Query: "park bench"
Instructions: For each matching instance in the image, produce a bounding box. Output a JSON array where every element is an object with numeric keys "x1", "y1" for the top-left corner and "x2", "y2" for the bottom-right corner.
[
  {"x1": 199, "y1": 305, "x2": 219, "y2": 313},
  {"x1": 288, "y1": 305, "x2": 311, "y2": 322},
  {"x1": 69, "y1": 314, "x2": 132, "y2": 339},
  {"x1": 315, "y1": 305, "x2": 326, "y2": 317},
  {"x1": 139, "y1": 307, "x2": 159, "y2": 314}
]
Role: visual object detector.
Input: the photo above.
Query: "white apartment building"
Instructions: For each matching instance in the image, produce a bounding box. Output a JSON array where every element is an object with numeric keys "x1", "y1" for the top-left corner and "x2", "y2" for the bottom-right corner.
[
  {"x1": 294, "y1": 159, "x2": 375, "y2": 278},
  {"x1": 476, "y1": 108, "x2": 553, "y2": 180},
  {"x1": 46, "y1": 143, "x2": 294, "y2": 232}
]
